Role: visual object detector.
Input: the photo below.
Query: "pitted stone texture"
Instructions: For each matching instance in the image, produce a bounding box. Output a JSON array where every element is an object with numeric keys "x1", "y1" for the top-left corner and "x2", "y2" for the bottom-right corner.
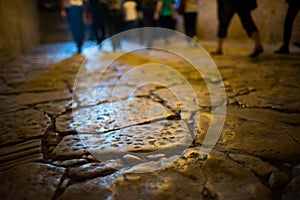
[
  {"x1": 203, "y1": 154, "x2": 272, "y2": 200},
  {"x1": 74, "y1": 85, "x2": 149, "y2": 107},
  {"x1": 56, "y1": 98, "x2": 175, "y2": 133},
  {"x1": 58, "y1": 173, "x2": 121, "y2": 200},
  {"x1": 52, "y1": 120, "x2": 192, "y2": 163},
  {"x1": 86, "y1": 120, "x2": 192, "y2": 154},
  {"x1": 229, "y1": 153, "x2": 279, "y2": 177},
  {"x1": 68, "y1": 163, "x2": 117, "y2": 181},
  {"x1": 0, "y1": 90, "x2": 71, "y2": 111},
  {"x1": 51, "y1": 135, "x2": 88, "y2": 159},
  {"x1": 0, "y1": 109, "x2": 51, "y2": 146},
  {"x1": 0, "y1": 163, "x2": 65, "y2": 200}
]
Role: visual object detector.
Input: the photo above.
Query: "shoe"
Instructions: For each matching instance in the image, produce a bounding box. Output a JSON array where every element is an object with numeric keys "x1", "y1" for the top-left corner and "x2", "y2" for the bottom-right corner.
[
  {"x1": 294, "y1": 42, "x2": 300, "y2": 48},
  {"x1": 249, "y1": 47, "x2": 263, "y2": 58},
  {"x1": 211, "y1": 50, "x2": 223, "y2": 55},
  {"x1": 275, "y1": 46, "x2": 289, "y2": 54}
]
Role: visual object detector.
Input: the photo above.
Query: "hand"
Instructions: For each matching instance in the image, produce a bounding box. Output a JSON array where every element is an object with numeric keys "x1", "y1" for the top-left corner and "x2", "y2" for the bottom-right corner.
[
  {"x1": 154, "y1": 12, "x2": 159, "y2": 20},
  {"x1": 60, "y1": 9, "x2": 67, "y2": 18}
]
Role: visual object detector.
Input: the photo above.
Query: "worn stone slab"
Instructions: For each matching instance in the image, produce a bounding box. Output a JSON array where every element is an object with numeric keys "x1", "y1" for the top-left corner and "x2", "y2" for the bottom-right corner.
[
  {"x1": 0, "y1": 90, "x2": 71, "y2": 112},
  {"x1": 51, "y1": 159, "x2": 88, "y2": 167},
  {"x1": 0, "y1": 163, "x2": 65, "y2": 200},
  {"x1": 111, "y1": 150, "x2": 272, "y2": 199},
  {"x1": 0, "y1": 109, "x2": 51, "y2": 146},
  {"x1": 68, "y1": 163, "x2": 117, "y2": 181},
  {"x1": 58, "y1": 173, "x2": 121, "y2": 200},
  {"x1": 56, "y1": 98, "x2": 175, "y2": 133},
  {"x1": 235, "y1": 88, "x2": 300, "y2": 112},
  {"x1": 152, "y1": 85, "x2": 200, "y2": 112},
  {"x1": 218, "y1": 107, "x2": 300, "y2": 161},
  {"x1": 115, "y1": 63, "x2": 187, "y2": 88},
  {"x1": 111, "y1": 170, "x2": 205, "y2": 200},
  {"x1": 0, "y1": 139, "x2": 42, "y2": 171},
  {"x1": 282, "y1": 175, "x2": 300, "y2": 200},
  {"x1": 229, "y1": 153, "x2": 279, "y2": 177},
  {"x1": 203, "y1": 154, "x2": 272, "y2": 200},
  {"x1": 52, "y1": 120, "x2": 192, "y2": 163},
  {"x1": 12, "y1": 77, "x2": 68, "y2": 93},
  {"x1": 51, "y1": 135, "x2": 88, "y2": 159},
  {"x1": 74, "y1": 85, "x2": 149, "y2": 107},
  {"x1": 113, "y1": 171, "x2": 205, "y2": 200},
  {"x1": 35, "y1": 100, "x2": 72, "y2": 116}
]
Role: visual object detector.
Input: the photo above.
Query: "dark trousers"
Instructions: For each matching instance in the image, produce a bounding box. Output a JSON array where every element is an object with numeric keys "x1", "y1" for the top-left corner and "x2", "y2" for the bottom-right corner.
[
  {"x1": 89, "y1": 0, "x2": 108, "y2": 44},
  {"x1": 108, "y1": 10, "x2": 123, "y2": 50},
  {"x1": 159, "y1": 15, "x2": 176, "y2": 30},
  {"x1": 283, "y1": 2, "x2": 300, "y2": 48},
  {"x1": 217, "y1": 2, "x2": 258, "y2": 38},
  {"x1": 183, "y1": 12, "x2": 197, "y2": 38},
  {"x1": 142, "y1": 9, "x2": 156, "y2": 27},
  {"x1": 66, "y1": 6, "x2": 84, "y2": 50}
]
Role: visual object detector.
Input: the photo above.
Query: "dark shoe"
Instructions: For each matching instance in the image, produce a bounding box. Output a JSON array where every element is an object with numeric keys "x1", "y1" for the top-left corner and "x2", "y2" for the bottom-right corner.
[
  {"x1": 275, "y1": 46, "x2": 289, "y2": 54},
  {"x1": 294, "y1": 42, "x2": 300, "y2": 48},
  {"x1": 211, "y1": 50, "x2": 223, "y2": 55},
  {"x1": 249, "y1": 47, "x2": 263, "y2": 58}
]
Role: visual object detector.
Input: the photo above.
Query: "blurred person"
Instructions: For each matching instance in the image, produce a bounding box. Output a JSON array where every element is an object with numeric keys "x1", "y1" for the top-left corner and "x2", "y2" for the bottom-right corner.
[
  {"x1": 212, "y1": 0, "x2": 263, "y2": 58},
  {"x1": 140, "y1": 0, "x2": 157, "y2": 45},
  {"x1": 60, "y1": 0, "x2": 85, "y2": 53},
  {"x1": 89, "y1": 0, "x2": 109, "y2": 45},
  {"x1": 123, "y1": 0, "x2": 141, "y2": 30},
  {"x1": 141, "y1": 0, "x2": 157, "y2": 27},
  {"x1": 107, "y1": 0, "x2": 124, "y2": 51},
  {"x1": 182, "y1": 0, "x2": 198, "y2": 41},
  {"x1": 154, "y1": 0, "x2": 176, "y2": 30},
  {"x1": 275, "y1": 0, "x2": 300, "y2": 54}
]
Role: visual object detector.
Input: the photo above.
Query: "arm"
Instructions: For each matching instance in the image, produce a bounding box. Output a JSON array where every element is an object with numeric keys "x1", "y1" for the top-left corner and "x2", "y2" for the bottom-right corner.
[
  {"x1": 59, "y1": 0, "x2": 67, "y2": 18},
  {"x1": 154, "y1": 1, "x2": 163, "y2": 20}
]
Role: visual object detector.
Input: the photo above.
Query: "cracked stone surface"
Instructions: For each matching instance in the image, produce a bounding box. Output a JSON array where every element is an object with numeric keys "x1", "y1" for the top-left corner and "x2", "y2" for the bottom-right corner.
[
  {"x1": 0, "y1": 39, "x2": 299, "y2": 200},
  {"x1": 0, "y1": 109, "x2": 51, "y2": 146},
  {"x1": 56, "y1": 98, "x2": 175, "y2": 133},
  {"x1": 0, "y1": 163, "x2": 65, "y2": 200},
  {"x1": 52, "y1": 120, "x2": 192, "y2": 165}
]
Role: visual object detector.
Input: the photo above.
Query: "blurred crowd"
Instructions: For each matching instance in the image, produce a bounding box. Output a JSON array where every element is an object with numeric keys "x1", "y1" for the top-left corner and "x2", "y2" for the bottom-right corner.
[{"x1": 54, "y1": 0, "x2": 299, "y2": 57}]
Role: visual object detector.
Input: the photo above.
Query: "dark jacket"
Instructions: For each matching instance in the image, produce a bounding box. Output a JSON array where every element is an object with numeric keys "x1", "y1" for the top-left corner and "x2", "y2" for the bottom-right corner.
[
  {"x1": 286, "y1": 0, "x2": 300, "y2": 5},
  {"x1": 218, "y1": 0, "x2": 257, "y2": 11}
]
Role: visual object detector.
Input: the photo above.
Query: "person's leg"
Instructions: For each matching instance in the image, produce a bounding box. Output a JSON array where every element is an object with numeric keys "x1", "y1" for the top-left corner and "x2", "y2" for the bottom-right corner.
[
  {"x1": 184, "y1": 12, "x2": 197, "y2": 39},
  {"x1": 183, "y1": 13, "x2": 190, "y2": 38},
  {"x1": 237, "y1": 9, "x2": 263, "y2": 57},
  {"x1": 67, "y1": 6, "x2": 84, "y2": 53},
  {"x1": 98, "y1": 2, "x2": 108, "y2": 42},
  {"x1": 214, "y1": 4, "x2": 234, "y2": 54},
  {"x1": 276, "y1": 3, "x2": 300, "y2": 53},
  {"x1": 190, "y1": 12, "x2": 197, "y2": 39}
]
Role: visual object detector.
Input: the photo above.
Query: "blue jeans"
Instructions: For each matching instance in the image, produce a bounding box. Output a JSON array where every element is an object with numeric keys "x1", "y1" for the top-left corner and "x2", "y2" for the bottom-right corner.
[{"x1": 66, "y1": 6, "x2": 84, "y2": 51}]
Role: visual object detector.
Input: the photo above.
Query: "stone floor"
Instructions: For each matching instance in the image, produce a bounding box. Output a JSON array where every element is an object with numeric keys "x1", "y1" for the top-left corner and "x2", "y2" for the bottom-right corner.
[{"x1": 0, "y1": 38, "x2": 299, "y2": 200}]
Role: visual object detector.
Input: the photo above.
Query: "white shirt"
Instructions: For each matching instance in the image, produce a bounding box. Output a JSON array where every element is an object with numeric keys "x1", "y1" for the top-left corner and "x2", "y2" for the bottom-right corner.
[
  {"x1": 184, "y1": 0, "x2": 198, "y2": 13},
  {"x1": 123, "y1": 1, "x2": 138, "y2": 21},
  {"x1": 64, "y1": 0, "x2": 83, "y2": 7}
]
